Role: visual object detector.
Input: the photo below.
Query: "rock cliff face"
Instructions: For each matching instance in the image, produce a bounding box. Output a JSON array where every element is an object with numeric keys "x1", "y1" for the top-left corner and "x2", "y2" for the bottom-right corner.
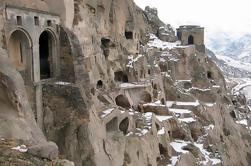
[{"x1": 0, "y1": 0, "x2": 250, "y2": 166}]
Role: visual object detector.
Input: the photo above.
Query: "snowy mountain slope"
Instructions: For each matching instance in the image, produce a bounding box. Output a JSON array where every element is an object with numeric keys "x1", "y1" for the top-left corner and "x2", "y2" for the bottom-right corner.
[
  {"x1": 207, "y1": 34, "x2": 251, "y2": 64},
  {"x1": 230, "y1": 77, "x2": 251, "y2": 106},
  {"x1": 206, "y1": 48, "x2": 251, "y2": 78}
]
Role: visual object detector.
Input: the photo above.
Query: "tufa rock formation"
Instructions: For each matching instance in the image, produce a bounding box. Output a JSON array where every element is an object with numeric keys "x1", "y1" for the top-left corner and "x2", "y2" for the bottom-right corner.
[{"x1": 0, "y1": 0, "x2": 250, "y2": 166}]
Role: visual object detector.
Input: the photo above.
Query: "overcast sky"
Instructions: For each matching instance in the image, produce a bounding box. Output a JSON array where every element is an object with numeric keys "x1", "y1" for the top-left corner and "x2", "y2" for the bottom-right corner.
[{"x1": 134, "y1": 0, "x2": 251, "y2": 39}]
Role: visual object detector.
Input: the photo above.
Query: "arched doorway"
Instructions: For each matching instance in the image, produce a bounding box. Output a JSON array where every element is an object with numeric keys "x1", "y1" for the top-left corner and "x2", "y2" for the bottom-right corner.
[
  {"x1": 39, "y1": 30, "x2": 56, "y2": 80},
  {"x1": 8, "y1": 30, "x2": 32, "y2": 83},
  {"x1": 188, "y1": 35, "x2": 194, "y2": 45}
]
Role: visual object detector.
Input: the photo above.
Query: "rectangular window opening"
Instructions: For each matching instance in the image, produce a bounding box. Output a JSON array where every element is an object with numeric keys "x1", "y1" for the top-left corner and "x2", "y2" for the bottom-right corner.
[
  {"x1": 47, "y1": 20, "x2": 52, "y2": 26},
  {"x1": 17, "y1": 16, "x2": 22, "y2": 26},
  {"x1": 34, "y1": 16, "x2": 39, "y2": 26}
]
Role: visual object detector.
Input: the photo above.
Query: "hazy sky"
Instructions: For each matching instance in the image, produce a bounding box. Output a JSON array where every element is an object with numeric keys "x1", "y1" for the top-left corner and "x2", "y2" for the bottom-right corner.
[{"x1": 134, "y1": 0, "x2": 251, "y2": 39}]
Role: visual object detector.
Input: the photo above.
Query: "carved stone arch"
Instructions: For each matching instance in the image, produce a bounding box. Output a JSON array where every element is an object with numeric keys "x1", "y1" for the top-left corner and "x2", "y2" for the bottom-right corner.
[
  {"x1": 188, "y1": 35, "x2": 194, "y2": 45},
  {"x1": 39, "y1": 29, "x2": 58, "y2": 80},
  {"x1": 7, "y1": 28, "x2": 33, "y2": 83}
]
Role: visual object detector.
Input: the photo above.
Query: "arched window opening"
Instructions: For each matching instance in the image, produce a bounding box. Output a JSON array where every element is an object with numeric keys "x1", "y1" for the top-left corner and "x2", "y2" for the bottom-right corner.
[
  {"x1": 8, "y1": 30, "x2": 32, "y2": 82},
  {"x1": 119, "y1": 118, "x2": 129, "y2": 135},
  {"x1": 188, "y1": 35, "x2": 194, "y2": 45},
  {"x1": 39, "y1": 31, "x2": 55, "y2": 80}
]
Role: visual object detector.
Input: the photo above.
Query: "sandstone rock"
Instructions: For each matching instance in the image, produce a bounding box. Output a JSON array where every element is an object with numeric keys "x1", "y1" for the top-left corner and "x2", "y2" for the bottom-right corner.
[
  {"x1": 53, "y1": 159, "x2": 75, "y2": 166},
  {"x1": 27, "y1": 141, "x2": 58, "y2": 160}
]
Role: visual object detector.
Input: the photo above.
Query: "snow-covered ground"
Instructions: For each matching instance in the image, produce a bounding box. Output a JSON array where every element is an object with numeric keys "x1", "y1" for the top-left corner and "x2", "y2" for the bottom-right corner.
[
  {"x1": 147, "y1": 34, "x2": 182, "y2": 50},
  {"x1": 231, "y1": 78, "x2": 251, "y2": 101}
]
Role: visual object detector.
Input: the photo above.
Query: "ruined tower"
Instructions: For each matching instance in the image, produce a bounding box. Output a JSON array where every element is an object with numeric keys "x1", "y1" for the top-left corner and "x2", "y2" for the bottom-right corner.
[{"x1": 177, "y1": 25, "x2": 205, "y2": 53}]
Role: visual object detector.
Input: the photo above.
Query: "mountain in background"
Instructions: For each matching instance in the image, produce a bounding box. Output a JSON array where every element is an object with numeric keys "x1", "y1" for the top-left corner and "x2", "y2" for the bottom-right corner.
[
  {"x1": 206, "y1": 48, "x2": 251, "y2": 78},
  {"x1": 206, "y1": 33, "x2": 251, "y2": 78},
  {"x1": 207, "y1": 33, "x2": 251, "y2": 64}
]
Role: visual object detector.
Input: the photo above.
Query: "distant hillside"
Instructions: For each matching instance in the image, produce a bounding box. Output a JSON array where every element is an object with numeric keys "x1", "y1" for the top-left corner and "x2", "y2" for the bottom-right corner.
[
  {"x1": 206, "y1": 48, "x2": 251, "y2": 78},
  {"x1": 208, "y1": 34, "x2": 251, "y2": 64}
]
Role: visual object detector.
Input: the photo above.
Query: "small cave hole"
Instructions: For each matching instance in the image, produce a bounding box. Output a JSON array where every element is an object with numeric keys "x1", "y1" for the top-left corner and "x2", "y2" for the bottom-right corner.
[
  {"x1": 153, "y1": 84, "x2": 158, "y2": 90},
  {"x1": 159, "y1": 143, "x2": 167, "y2": 157},
  {"x1": 168, "y1": 131, "x2": 171, "y2": 137},
  {"x1": 207, "y1": 71, "x2": 213, "y2": 79},
  {"x1": 119, "y1": 117, "x2": 129, "y2": 135},
  {"x1": 230, "y1": 110, "x2": 237, "y2": 119},
  {"x1": 47, "y1": 20, "x2": 52, "y2": 26},
  {"x1": 161, "y1": 98, "x2": 165, "y2": 105},
  {"x1": 125, "y1": 31, "x2": 133, "y2": 39},
  {"x1": 115, "y1": 94, "x2": 131, "y2": 109},
  {"x1": 97, "y1": 80, "x2": 103, "y2": 89},
  {"x1": 114, "y1": 71, "x2": 128, "y2": 83},
  {"x1": 101, "y1": 38, "x2": 110, "y2": 58}
]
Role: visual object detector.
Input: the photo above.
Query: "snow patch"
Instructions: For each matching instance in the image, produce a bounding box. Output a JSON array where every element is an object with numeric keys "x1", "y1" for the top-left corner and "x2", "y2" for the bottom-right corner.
[
  {"x1": 169, "y1": 108, "x2": 191, "y2": 114},
  {"x1": 157, "y1": 127, "x2": 165, "y2": 135},
  {"x1": 170, "y1": 140, "x2": 190, "y2": 154},
  {"x1": 11, "y1": 145, "x2": 28, "y2": 153},
  {"x1": 101, "y1": 108, "x2": 114, "y2": 118},
  {"x1": 55, "y1": 81, "x2": 71, "y2": 85},
  {"x1": 178, "y1": 117, "x2": 196, "y2": 123},
  {"x1": 147, "y1": 34, "x2": 181, "y2": 50},
  {"x1": 236, "y1": 119, "x2": 248, "y2": 126},
  {"x1": 156, "y1": 115, "x2": 173, "y2": 122}
]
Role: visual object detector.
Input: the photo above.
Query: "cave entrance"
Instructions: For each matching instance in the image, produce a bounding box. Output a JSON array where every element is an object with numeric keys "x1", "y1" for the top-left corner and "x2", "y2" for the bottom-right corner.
[
  {"x1": 125, "y1": 31, "x2": 133, "y2": 39},
  {"x1": 8, "y1": 30, "x2": 32, "y2": 82},
  {"x1": 188, "y1": 35, "x2": 194, "y2": 45},
  {"x1": 115, "y1": 94, "x2": 131, "y2": 109},
  {"x1": 101, "y1": 38, "x2": 110, "y2": 58},
  {"x1": 97, "y1": 80, "x2": 103, "y2": 89},
  {"x1": 39, "y1": 31, "x2": 56, "y2": 80},
  {"x1": 114, "y1": 71, "x2": 128, "y2": 83},
  {"x1": 119, "y1": 117, "x2": 129, "y2": 135},
  {"x1": 207, "y1": 71, "x2": 213, "y2": 79}
]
